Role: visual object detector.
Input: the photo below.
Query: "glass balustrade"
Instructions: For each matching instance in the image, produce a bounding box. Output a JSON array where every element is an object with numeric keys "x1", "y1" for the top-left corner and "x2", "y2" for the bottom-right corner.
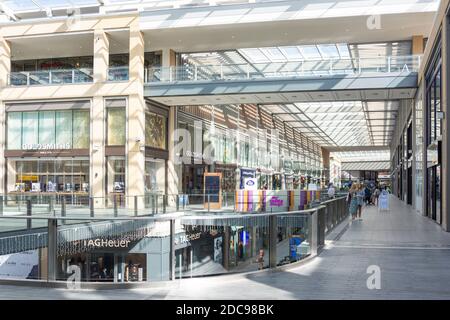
[
  {"x1": 145, "y1": 55, "x2": 422, "y2": 83},
  {"x1": 9, "y1": 69, "x2": 93, "y2": 86}
]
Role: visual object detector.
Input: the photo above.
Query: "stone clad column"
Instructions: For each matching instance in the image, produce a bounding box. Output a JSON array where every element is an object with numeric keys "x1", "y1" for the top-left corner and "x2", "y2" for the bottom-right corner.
[
  {"x1": 91, "y1": 29, "x2": 109, "y2": 208},
  {"x1": 127, "y1": 25, "x2": 146, "y2": 208},
  {"x1": 0, "y1": 37, "x2": 11, "y2": 194},
  {"x1": 163, "y1": 49, "x2": 181, "y2": 208},
  {"x1": 93, "y1": 29, "x2": 109, "y2": 83},
  {"x1": 412, "y1": 35, "x2": 424, "y2": 55}
]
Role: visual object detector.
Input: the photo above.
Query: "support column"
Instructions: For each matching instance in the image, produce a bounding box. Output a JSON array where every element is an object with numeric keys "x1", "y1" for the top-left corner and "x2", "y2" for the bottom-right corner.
[
  {"x1": 412, "y1": 35, "x2": 424, "y2": 55},
  {"x1": 47, "y1": 219, "x2": 57, "y2": 282},
  {"x1": 321, "y1": 148, "x2": 330, "y2": 186},
  {"x1": 164, "y1": 49, "x2": 181, "y2": 209},
  {"x1": 441, "y1": 18, "x2": 450, "y2": 231},
  {"x1": 167, "y1": 106, "x2": 181, "y2": 208},
  {"x1": 91, "y1": 96, "x2": 106, "y2": 208},
  {"x1": 268, "y1": 215, "x2": 277, "y2": 268},
  {"x1": 223, "y1": 226, "x2": 230, "y2": 270},
  {"x1": 0, "y1": 37, "x2": 10, "y2": 195},
  {"x1": 309, "y1": 210, "x2": 318, "y2": 256},
  {"x1": 91, "y1": 30, "x2": 109, "y2": 208},
  {"x1": 93, "y1": 29, "x2": 109, "y2": 83},
  {"x1": 127, "y1": 26, "x2": 146, "y2": 208}
]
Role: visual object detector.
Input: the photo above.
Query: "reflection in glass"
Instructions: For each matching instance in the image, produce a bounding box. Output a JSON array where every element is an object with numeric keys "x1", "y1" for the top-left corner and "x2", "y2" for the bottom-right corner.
[
  {"x1": 7, "y1": 112, "x2": 22, "y2": 149},
  {"x1": 73, "y1": 110, "x2": 89, "y2": 149},
  {"x1": 107, "y1": 108, "x2": 126, "y2": 146}
]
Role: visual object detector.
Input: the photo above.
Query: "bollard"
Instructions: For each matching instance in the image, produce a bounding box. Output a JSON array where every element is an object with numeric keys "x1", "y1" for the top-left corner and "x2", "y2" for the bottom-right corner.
[
  {"x1": 26, "y1": 199, "x2": 32, "y2": 229},
  {"x1": 89, "y1": 197, "x2": 94, "y2": 218},
  {"x1": 134, "y1": 196, "x2": 138, "y2": 217},
  {"x1": 113, "y1": 195, "x2": 118, "y2": 217}
]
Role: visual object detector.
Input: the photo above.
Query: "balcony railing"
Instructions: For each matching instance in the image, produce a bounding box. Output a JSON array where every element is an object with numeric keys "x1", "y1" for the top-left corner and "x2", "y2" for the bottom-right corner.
[
  {"x1": 107, "y1": 66, "x2": 129, "y2": 82},
  {"x1": 9, "y1": 68, "x2": 93, "y2": 86},
  {"x1": 145, "y1": 55, "x2": 421, "y2": 83}
]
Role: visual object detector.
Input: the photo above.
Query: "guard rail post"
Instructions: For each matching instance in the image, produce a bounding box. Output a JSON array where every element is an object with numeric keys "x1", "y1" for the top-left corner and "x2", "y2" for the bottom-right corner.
[{"x1": 269, "y1": 214, "x2": 277, "y2": 268}]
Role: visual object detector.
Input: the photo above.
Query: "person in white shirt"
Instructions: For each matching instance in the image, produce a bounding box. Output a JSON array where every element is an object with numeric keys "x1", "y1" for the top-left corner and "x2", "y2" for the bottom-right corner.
[{"x1": 327, "y1": 183, "x2": 336, "y2": 199}]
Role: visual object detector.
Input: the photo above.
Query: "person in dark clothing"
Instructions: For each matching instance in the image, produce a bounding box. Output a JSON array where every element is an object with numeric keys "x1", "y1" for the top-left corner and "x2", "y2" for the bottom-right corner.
[{"x1": 364, "y1": 186, "x2": 372, "y2": 205}]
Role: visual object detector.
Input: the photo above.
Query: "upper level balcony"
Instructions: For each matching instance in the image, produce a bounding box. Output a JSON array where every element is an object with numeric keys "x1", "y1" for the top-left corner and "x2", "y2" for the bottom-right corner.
[
  {"x1": 9, "y1": 68, "x2": 94, "y2": 86},
  {"x1": 145, "y1": 55, "x2": 421, "y2": 83},
  {"x1": 144, "y1": 55, "x2": 421, "y2": 105}
]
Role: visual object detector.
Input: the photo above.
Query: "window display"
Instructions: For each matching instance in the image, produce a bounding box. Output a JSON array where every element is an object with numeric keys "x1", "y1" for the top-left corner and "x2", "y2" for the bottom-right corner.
[
  {"x1": 145, "y1": 159, "x2": 166, "y2": 193},
  {"x1": 8, "y1": 158, "x2": 89, "y2": 193},
  {"x1": 107, "y1": 158, "x2": 126, "y2": 195}
]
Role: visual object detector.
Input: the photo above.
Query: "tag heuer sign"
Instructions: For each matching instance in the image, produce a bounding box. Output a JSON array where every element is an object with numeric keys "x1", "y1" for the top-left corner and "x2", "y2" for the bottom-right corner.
[{"x1": 22, "y1": 143, "x2": 71, "y2": 150}]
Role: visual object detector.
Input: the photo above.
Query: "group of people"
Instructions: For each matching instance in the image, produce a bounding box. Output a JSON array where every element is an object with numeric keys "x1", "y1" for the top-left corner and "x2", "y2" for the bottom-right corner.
[{"x1": 346, "y1": 183, "x2": 388, "y2": 220}]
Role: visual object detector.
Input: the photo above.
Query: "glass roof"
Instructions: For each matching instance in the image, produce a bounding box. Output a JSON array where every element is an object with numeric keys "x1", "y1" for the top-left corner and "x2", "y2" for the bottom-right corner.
[
  {"x1": 260, "y1": 101, "x2": 398, "y2": 147},
  {"x1": 239, "y1": 44, "x2": 351, "y2": 63},
  {"x1": 331, "y1": 150, "x2": 391, "y2": 163}
]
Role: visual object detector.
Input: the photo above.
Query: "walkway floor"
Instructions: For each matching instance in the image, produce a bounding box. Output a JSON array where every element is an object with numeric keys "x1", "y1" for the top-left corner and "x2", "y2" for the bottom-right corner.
[{"x1": 2, "y1": 196, "x2": 450, "y2": 300}]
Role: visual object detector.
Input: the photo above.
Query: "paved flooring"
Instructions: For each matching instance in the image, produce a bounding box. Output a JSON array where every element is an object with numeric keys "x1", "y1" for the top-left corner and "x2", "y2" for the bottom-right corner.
[{"x1": 2, "y1": 196, "x2": 450, "y2": 299}]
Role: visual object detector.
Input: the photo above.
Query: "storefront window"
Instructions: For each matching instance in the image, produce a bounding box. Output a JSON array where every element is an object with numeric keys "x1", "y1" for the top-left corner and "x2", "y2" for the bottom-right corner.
[
  {"x1": 39, "y1": 111, "x2": 55, "y2": 145},
  {"x1": 145, "y1": 112, "x2": 166, "y2": 149},
  {"x1": 145, "y1": 159, "x2": 166, "y2": 193},
  {"x1": 56, "y1": 110, "x2": 73, "y2": 146},
  {"x1": 22, "y1": 112, "x2": 39, "y2": 146},
  {"x1": 7, "y1": 112, "x2": 22, "y2": 149},
  {"x1": 107, "y1": 157, "x2": 126, "y2": 194},
  {"x1": 8, "y1": 158, "x2": 89, "y2": 193},
  {"x1": 73, "y1": 110, "x2": 90, "y2": 149},
  {"x1": 107, "y1": 108, "x2": 126, "y2": 146},
  {"x1": 7, "y1": 110, "x2": 89, "y2": 150}
]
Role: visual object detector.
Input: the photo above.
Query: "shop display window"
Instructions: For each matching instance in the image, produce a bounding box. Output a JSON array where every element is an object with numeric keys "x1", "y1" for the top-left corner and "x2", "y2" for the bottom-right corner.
[
  {"x1": 8, "y1": 158, "x2": 89, "y2": 193},
  {"x1": 145, "y1": 159, "x2": 166, "y2": 193},
  {"x1": 107, "y1": 157, "x2": 126, "y2": 194},
  {"x1": 107, "y1": 108, "x2": 126, "y2": 146}
]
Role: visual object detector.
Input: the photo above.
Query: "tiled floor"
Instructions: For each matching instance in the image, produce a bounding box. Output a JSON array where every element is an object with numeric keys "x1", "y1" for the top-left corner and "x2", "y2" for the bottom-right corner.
[{"x1": 2, "y1": 196, "x2": 450, "y2": 300}]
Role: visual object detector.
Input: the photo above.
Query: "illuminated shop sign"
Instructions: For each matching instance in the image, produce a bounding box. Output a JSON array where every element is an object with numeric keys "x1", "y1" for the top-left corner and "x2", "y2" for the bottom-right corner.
[
  {"x1": 22, "y1": 143, "x2": 71, "y2": 150},
  {"x1": 82, "y1": 238, "x2": 131, "y2": 249},
  {"x1": 175, "y1": 232, "x2": 202, "y2": 245}
]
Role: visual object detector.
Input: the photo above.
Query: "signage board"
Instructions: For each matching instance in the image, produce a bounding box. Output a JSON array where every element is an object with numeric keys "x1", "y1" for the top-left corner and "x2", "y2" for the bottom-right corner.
[
  {"x1": 204, "y1": 172, "x2": 222, "y2": 210},
  {"x1": 244, "y1": 178, "x2": 257, "y2": 191},
  {"x1": 240, "y1": 168, "x2": 256, "y2": 189},
  {"x1": 22, "y1": 143, "x2": 71, "y2": 150}
]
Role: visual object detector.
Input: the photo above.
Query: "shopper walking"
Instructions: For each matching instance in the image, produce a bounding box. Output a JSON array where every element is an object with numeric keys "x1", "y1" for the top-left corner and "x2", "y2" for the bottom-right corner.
[
  {"x1": 356, "y1": 183, "x2": 365, "y2": 220},
  {"x1": 364, "y1": 185, "x2": 372, "y2": 205},
  {"x1": 372, "y1": 187, "x2": 380, "y2": 206},
  {"x1": 347, "y1": 183, "x2": 358, "y2": 220},
  {"x1": 327, "y1": 183, "x2": 336, "y2": 199}
]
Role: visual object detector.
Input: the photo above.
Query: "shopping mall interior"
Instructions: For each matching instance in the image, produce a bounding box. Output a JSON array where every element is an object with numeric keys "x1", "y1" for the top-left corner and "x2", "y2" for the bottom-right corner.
[{"x1": 0, "y1": 0, "x2": 449, "y2": 300}]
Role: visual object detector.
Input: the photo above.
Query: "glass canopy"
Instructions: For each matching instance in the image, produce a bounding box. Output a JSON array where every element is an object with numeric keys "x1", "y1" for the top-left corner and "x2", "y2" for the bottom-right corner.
[{"x1": 260, "y1": 101, "x2": 398, "y2": 147}]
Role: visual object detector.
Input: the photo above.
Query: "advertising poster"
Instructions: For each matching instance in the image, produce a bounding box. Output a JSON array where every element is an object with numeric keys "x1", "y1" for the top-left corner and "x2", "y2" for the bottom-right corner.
[
  {"x1": 0, "y1": 250, "x2": 39, "y2": 280},
  {"x1": 214, "y1": 237, "x2": 223, "y2": 263}
]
